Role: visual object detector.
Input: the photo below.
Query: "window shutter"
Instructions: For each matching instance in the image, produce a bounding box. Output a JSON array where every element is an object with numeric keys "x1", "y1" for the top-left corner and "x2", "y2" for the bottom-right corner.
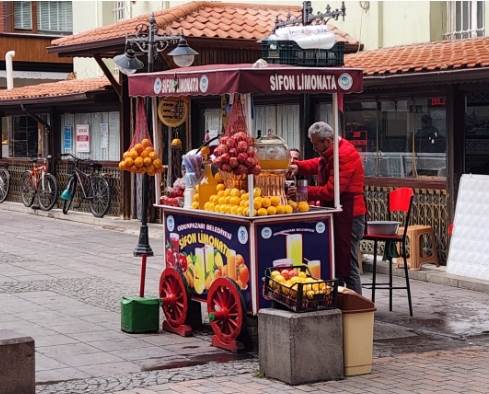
[
  {"x1": 37, "y1": 1, "x2": 72, "y2": 34},
  {"x1": 14, "y1": 2, "x2": 32, "y2": 30}
]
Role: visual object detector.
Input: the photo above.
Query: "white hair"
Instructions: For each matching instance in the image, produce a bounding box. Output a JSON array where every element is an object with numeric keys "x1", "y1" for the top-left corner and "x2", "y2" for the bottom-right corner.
[{"x1": 308, "y1": 121, "x2": 334, "y2": 140}]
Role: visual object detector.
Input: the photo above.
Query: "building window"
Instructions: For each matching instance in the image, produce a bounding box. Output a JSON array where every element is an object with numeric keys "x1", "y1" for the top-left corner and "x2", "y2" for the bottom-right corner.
[
  {"x1": 344, "y1": 97, "x2": 447, "y2": 178},
  {"x1": 113, "y1": 1, "x2": 126, "y2": 21},
  {"x1": 37, "y1": 1, "x2": 73, "y2": 34},
  {"x1": 445, "y1": 0, "x2": 485, "y2": 39},
  {"x1": 254, "y1": 104, "x2": 301, "y2": 150},
  {"x1": 14, "y1": 1, "x2": 33, "y2": 30},
  {"x1": 60, "y1": 112, "x2": 120, "y2": 161},
  {"x1": 9, "y1": 116, "x2": 39, "y2": 158}
]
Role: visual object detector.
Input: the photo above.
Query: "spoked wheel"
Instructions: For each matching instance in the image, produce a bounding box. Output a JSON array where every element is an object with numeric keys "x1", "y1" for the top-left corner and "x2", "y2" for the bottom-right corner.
[
  {"x1": 21, "y1": 171, "x2": 35, "y2": 207},
  {"x1": 207, "y1": 277, "x2": 245, "y2": 352},
  {"x1": 38, "y1": 173, "x2": 58, "y2": 211},
  {"x1": 89, "y1": 175, "x2": 111, "y2": 218},
  {"x1": 0, "y1": 168, "x2": 10, "y2": 203},
  {"x1": 159, "y1": 268, "x2": 192, "y2": 336}
]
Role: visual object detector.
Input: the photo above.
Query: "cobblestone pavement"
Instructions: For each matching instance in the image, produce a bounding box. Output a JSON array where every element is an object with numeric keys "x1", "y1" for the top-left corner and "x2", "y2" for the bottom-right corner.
[{"x1": 2, "y1": 210, "x2": 489, "y2": 393}]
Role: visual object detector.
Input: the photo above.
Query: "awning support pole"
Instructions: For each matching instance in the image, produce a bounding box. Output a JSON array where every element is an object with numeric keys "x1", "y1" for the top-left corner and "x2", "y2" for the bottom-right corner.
[{"x1": 332, "y1": 93, "x2": 341, "y2": 210}]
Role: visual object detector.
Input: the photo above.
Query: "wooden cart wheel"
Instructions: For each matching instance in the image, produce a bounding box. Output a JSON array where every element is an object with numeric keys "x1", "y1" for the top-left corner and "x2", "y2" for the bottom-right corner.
[
  {"x1": 159, "y1": 268, "x2": 192, "y2": 336},
  {"x1": 207, "y1": 277, "x2": 245, "y2": 352}
]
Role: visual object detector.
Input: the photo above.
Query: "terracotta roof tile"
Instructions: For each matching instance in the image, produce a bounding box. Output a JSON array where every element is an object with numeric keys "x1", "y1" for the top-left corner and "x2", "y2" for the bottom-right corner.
[
  {"x1": 51, "y1": 1, "x2": 359, "y2": 49},
  {"x1": 345, "y1": 36, "x2": 489, "y2": 76},
  {"x1": 0, "y1": 78, "x2": 110, "y2": 102}
]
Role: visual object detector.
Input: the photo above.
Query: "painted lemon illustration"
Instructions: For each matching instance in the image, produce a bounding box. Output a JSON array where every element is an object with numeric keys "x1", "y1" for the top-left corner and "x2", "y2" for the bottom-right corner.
[
  {"x1": 193, "y1": 258, "x2": 206, "y2": 294},
  {"x1": 214, "y1": 252, "x2": 224, "y2": 269}
]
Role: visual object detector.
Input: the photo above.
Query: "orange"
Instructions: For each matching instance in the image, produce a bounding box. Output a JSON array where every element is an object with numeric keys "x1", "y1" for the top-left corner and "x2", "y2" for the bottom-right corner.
[
  {"x1": 146, "y1": 164, "x2": 155, "y2": 174},
  {"x1": 129, "y1": 149, "x2": 138, "y2": 160},
  {"x1": 118, "y1": 161, "x2": 125, "y2": 170},
  {"x1": 143, "y1": 157, "x2": 152, "y2": 166},
  {"x1": 122, "y1": 151, "x2": 130, "y2": 159},
  {"x1": 141, "y1": 138, "x2": 152, "y2": 148},
  {"x1": 129, "y1": 165, "x2": 137, "y2": 173},
  {"x1": 148, "y1": 151, "x2": 157, "y2": 160},
  {"x1": 125, "y1": 157, "x2": 134, "y2": 167},
  {"x1": 152, "y1": 159, "x2": 162, "y2": 169},
  {"x1": 134, "y1": 157, "x2": 144, "y2": 168},
  {"x1": 134, "y1": 143, "x2": 144, "y2": 154}
]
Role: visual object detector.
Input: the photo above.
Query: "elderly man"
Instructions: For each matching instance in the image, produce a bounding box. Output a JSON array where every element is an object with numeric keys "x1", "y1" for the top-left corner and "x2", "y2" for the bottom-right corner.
[{"x1": 289, "y1": 121, "x2": 366, "y2": 294}]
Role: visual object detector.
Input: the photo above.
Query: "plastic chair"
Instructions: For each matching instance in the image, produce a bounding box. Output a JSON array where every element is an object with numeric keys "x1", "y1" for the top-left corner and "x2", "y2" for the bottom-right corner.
[{"x1": 363, "y1": 187, "x2": 414, "y2": 316}]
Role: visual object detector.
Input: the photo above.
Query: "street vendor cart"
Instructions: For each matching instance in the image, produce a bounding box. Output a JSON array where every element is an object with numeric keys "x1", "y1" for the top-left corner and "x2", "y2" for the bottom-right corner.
[{"x1": 127, "y1": 63, "x2": 363, "y2": 351}]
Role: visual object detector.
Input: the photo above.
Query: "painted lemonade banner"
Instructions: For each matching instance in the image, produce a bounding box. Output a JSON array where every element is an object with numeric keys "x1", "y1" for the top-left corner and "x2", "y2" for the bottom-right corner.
[{"x1": 165, "y1": 213, "x2": 251, "y2": 301}]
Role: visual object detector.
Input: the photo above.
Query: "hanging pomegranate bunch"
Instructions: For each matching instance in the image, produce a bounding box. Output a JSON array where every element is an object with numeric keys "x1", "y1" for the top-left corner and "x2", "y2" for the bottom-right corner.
[{"x1": 213, "y1": 132, "x2": 261, "y2": 176}]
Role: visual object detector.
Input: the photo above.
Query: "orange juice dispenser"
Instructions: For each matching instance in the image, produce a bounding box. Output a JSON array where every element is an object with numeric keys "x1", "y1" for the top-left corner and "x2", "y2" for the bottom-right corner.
[
  {"x1": 255, "y1": 133, "x2": 290, "y2": 202},
  {"x1": 198, "y1": 145, "x2": 219, "y2": 209}
]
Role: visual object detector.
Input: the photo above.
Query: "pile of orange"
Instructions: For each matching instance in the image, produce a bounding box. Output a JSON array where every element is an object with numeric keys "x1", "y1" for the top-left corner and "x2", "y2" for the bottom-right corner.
[{"x1": 118, "y1": 138, "x2": 163, "y2": 176}]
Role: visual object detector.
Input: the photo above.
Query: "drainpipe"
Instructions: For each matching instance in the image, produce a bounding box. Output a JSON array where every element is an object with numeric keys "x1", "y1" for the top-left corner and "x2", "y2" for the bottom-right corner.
[{"x1": 5, "y1": 50, "x2": 15, "y2": 90}]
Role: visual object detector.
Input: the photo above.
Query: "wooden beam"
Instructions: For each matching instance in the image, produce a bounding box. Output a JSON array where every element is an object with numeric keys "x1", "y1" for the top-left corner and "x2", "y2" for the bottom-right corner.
[{"x1": 94, "y1": 55, "x2": 121, "y2": 101}]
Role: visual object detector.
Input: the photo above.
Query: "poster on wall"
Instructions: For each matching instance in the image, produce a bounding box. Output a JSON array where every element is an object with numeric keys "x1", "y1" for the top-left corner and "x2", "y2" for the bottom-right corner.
[
  {"x1": 75, "y1": 124, "x2": 90, "y2": 153},
  {"x1": 63, "y1": 126, "x2": 73, "y2": 151},
  {"x1": 164, "y1": 212, "x2": 252, "y2": 309},
  {"x1": 100, "y1": 123, "x2": 109, "y2": 149}
]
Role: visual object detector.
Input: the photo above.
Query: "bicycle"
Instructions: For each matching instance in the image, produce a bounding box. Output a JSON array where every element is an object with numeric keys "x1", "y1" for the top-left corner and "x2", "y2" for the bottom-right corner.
[
  {"x1": 0, "y1": 165, "x2": 10, "y2": 203},
  {"x1": 21, "y1": 156, "x2": 58, "y2": 211},
  {"x1": 60, "y1": 153, "x2": 111, "y2": 218}
]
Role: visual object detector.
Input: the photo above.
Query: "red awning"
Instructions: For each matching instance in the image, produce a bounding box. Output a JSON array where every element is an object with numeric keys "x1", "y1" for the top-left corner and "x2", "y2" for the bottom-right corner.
[{"x1": 128, "y1": 63, "x2": 363, "y2": 97}]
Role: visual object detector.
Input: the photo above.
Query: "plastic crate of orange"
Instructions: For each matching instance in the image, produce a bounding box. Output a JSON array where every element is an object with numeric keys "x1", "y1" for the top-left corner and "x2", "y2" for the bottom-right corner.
[{"x1": 262, "y1": 265, "x2": 338, "y2": 313}]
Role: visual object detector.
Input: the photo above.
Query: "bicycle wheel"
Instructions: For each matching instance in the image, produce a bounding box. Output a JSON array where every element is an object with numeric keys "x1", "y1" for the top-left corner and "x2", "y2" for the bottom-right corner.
[
  {"x1": 0, "y1": 168, "x2": 10, "y2": 203},
  {"x1": 38, "y1": 173, "x2": 58, "y2": 211},
  {"x1": 21, "y1": 171, "x2": 35, "y2": 207},
  {"x1": 89, "y1": 175, "x2": 111, "y2": 218},
  {"x1": 62, "y1": 177, "x2": 77, "y2": 214}
]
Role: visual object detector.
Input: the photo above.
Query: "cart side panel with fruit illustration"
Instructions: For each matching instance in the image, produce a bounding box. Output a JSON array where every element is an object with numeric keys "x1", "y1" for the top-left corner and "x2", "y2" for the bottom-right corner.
[
  {"x1": 164, "y1": 210, "x2": 252, "y2": 309},
  {"x1": 254, "y1": 215, "x2": 334, "y2": 309}
]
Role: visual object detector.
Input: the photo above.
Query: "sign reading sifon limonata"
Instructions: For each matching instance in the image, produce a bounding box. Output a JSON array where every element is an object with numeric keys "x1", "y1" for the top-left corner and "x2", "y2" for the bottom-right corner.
[{"x1": 270, "y1": 73, "x2": 338, "y2": 92}]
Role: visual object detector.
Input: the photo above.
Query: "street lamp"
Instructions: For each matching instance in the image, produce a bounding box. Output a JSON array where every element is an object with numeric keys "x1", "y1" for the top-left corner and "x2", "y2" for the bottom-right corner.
[{"x1": 113, "y1": 14, "x2": 198, "y2": 258}]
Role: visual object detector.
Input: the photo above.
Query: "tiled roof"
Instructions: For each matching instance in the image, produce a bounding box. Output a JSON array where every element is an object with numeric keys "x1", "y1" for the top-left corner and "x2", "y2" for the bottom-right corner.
[
  {"x1": 345, "y1": 36, "x2": 489, "y2": 76},
  {"x1": 0, "y1": 78, "x2": 110, "y2": 103},
  {"x1": 51, "y1": 1, "x2": 359, "y2": 48}
]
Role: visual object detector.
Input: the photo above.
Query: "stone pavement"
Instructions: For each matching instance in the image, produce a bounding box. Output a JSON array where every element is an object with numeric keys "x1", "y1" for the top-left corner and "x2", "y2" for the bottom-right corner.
[{"x1": 1, "y1": 210, "x2": 489, "y2": 393}]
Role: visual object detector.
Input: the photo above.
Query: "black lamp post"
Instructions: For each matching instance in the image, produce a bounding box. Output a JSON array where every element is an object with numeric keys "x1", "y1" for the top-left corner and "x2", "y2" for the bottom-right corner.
[{"x1": 114, "y1": 14, "x2": 198, "y2": 257}]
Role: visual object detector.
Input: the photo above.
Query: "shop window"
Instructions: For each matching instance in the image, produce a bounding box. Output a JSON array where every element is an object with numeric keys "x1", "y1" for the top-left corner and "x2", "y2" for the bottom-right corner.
[
  {"x1": 465, "y1": 92, "x2": 489, "y2": 174},
  {"x1": 37, "y1": 1, "x2": 73, "y2": 34},
  {"x1": 445, "y1": 0, "x2": 485, "y2": 39},
  {"x1": 254, "y1": 104, "x2": 301, "y2": 151},
  {"x1": 344, "y1": 97, "x2": 447, "y2": 178},
  {"x1": 10, "y1": 115, "x2": 38, "y2": 158},
  {"x1": 60, "y1": 112, "x2": 120, "y2": 161},
  {"x1": 113, "y1": 1, "x2": 126, "y2": 22},
  {"x1": 14, "y1": 1, "x2": 33, "y2": 30}
]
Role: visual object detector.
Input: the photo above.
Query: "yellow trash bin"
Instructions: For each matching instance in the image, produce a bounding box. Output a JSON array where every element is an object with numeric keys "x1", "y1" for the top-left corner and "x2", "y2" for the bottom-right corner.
[{"x1": 337, "y1": 287, "x2": 376, "y2": 376}]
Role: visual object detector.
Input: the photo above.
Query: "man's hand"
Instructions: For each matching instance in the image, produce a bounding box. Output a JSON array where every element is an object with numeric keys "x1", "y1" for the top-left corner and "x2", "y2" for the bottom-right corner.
[{"x1": 287, "y1": 163, "x2": 298, "y2": 179}]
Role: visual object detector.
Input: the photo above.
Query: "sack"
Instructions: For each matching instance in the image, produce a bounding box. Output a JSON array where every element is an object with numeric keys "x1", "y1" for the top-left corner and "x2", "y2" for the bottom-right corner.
[
  {"x1": 118, "y1": 98, "x2": 163, "y2": 176},
  {"x1": 212, "y1": 96, "x2": 260, "y2": 177}
]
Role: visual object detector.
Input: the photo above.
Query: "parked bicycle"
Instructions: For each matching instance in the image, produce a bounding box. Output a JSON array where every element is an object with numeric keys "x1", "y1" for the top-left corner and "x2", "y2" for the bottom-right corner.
[
  {"x1": 21, "y1": 156, "x2": 58, "y2": 211},
  {"x1": 0, "y1": 165, "x2": 10, "y2": 203},
  {"x1": 60, "y1": 153, "x2": 111, "y2": 218}
]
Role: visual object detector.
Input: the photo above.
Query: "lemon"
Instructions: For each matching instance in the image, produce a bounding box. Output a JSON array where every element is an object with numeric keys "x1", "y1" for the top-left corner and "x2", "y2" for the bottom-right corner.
[
  {"x1": 288, "y1": 200, "x2": 298, "y2": 209},
  {"x1": 239, "y1": 189, "x2": 246, "y2": 196},
  {"x1": 204, "y1": 202, "x2": 210, "y2": 210},
  {"x1": 215, "y1": 204, "x2": 222, "y2": 213},
  {"x1": 298, "y1": 271, "x2": 307, "y2": 278},
  {"x1": 254, "y1": 196, "x2": 262, "y2": 209},
  {"x1": 230, "y1": 196, "x2": 240, "y2": 206},
  {"x1": 191, "y1": 201, "x2": 199, "y2": 209},
  {"x1": 209, "y1": 195, "x2": 218, "y2": 203},
  {"x1": 193, "y1": 193, "x2": 199, "y2": 202},
  {"x1": 217, "y1": 190, "x2": 225, "y2": 197},
  {"x1": 231, "y1": 206, "x2": 240, "y2": 215},
  {"x1": 298, "y1": 201, "x2": 310, "y2": 212},
  {"x1": 225, "y1": 196, "x2": 232, "y2": 205},
  {"x1": 270, "y1": 196, "x2": 280, "y2": 206},
  {"x1": 253, "y1": 187, "x2": 262, "y2": 197},
  {"x1": 230, "y1": 188, "x2": 240, "y2": 197},
  {"x1": 267, "y1": 206, "x2": 277, "y2": 215},
  {"x1": 240, "y1": 200, "x2": 249, "y2": 208},
  {"x1": 218, "y1": 196, "x2": 226, "y2": 205},
  {"x1": 261, "y1": 197, "x2": 271, "y2": 208},
  {"x1": 223, "y1": 189, "x2": 230, "y2": 197},
  {"x1": 284, "y1": 205, "x2": 293, "y2": 214},
  {"x1": 257, "y1": 208, "x2": 267, "y2": 216},
  {"x1": 216, "y1": 183, "x2": 225, "y2": 192},
  {"x1": 276, "y1": 205, "x2": 285, "y2": 214},
  {"x1": 207, "y1": 202, "x2": 215, "y2": 211},
  {"x1": 241, "y1": 192, "x2": 249, "y2": 201},
  {"x1": 271, "y1": 270, "x2": 281, "y2": 278}
]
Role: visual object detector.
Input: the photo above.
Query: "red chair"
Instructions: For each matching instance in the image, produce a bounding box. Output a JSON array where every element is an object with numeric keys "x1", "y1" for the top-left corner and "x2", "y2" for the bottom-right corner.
[{"x1": 363, "y1": 187, "x2": 414, "y2": 316}]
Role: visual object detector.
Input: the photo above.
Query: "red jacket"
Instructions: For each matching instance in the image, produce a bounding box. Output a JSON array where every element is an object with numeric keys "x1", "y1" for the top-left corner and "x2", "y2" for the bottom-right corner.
[{"x1": 296, "y1": 139, "x2": 366, "y2": 217}]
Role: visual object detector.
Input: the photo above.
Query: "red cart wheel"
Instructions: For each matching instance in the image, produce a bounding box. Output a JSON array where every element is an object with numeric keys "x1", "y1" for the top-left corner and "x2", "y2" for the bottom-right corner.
[
  {"x1": 159, "y1": 268, "x2": 192, "y2": 336},
  {"x1": 207, "y1": 277, "x2": 245, "y2": 352}
]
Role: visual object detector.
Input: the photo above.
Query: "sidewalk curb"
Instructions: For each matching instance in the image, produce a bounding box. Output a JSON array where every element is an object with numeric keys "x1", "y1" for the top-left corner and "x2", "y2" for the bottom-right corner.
[
  {"x1": 362, "y1": 257, "x2": 489, "y2": 295},
  {"x1": 0, "y1": 201, "x2": 163, "y2": 240}
]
